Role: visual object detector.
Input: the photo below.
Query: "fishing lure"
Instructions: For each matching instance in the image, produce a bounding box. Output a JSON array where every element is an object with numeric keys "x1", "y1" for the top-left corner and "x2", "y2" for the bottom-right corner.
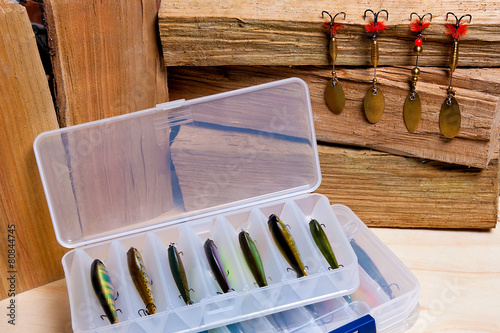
[
  {"x1": 322, "y1": 10, "x2": 347, "y2": 114},
  {"x1": 439, "y1": 12, "x2": 472, "y2": 139},
  {"x1": 350, "y1": 239, "x2": 396, "y2": 299},
  {"x1": 127, "y1": 247, "x2": 156, "y2": 315},
  {"x1": 238, "y1": 230, "x2": 268, "y2": 287},
  {"x1": 309, "y1": 219, "x2": 339, "y2": 270},
  {"x1": 204, "y1": 239, "x2": 232, "y2": 293},
  {"x1": 168, "y1": 243, "x2": 194, "y2": 305},
  {"x1": 90, "y1": 259, "x2": 120, "y2": 324},
  {"x1": 404, "y1": 13, "x2": 432, "y2": 133},
  {"x1": 363, "y1": 9, "x2": 389, "y2": 124},
  {"x1": 267, "y1": 214, "x2": 307, "y2": 278}
]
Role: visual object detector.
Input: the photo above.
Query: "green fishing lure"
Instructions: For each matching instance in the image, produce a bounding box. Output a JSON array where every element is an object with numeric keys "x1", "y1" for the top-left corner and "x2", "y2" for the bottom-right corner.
[
  {"x1": 127, "y1": 247, "x2": 157, "y2": 315},
  {"x1": 309, "y1": 220, "x2": 354, "y2": 303},
  {"x1": 309, "y1": 219, "x2": 339, "y2": 270},
  {"x1": 168, "y1": 243, "x2": 194, "y2": 305},
  {"x1": 267, "y1": 214, "x2": 307, "y2": 278},
  {"x1": 90, "y1": 259, "x2": 119, "y2": 324},
  {"x1": 238, "y1": 230, "x2": 268, "y2": 287}
]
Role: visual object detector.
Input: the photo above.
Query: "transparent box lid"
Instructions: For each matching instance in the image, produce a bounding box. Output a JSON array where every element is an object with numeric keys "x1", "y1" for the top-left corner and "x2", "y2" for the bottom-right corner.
[{"x1": 34, "y1": 78, "x2": 321, "y2": 248}]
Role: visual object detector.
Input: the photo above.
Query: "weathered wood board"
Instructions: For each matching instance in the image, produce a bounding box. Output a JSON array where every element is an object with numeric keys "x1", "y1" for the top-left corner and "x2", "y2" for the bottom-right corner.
[
  {"x1": 44, "y1": 0, "x2": 169, "y2": 127},
  {"x1": 168, "y1": 66, "x2": 498, "y2": 229},
  {"x1": 0, "y1": 0, "x2": 65, "y2": 299},
  {"x1": 317, "y1": 144, "x2": 498, "y2": 229},
  {"x1": 159, "y1": 0, "x2": 500, "y2": 67},
  {"x1": 167, "y1": 66, "x2": 500, "y2": 168}
]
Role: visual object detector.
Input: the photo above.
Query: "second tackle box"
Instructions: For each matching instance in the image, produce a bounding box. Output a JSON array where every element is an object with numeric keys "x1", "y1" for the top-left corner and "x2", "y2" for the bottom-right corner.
[{"x1": 34, "y1": 78, "x2": 364, "y2": 333}]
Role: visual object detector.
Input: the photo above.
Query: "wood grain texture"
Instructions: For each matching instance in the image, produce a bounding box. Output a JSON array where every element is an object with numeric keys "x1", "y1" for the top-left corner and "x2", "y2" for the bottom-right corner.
[
  {"x1": 318, "y1": 144, "x2": 498, "y2": 229},
  {"x1": 167, "y1": 66, "x2": 500, "y2": 168},
  {"x1": 159, "y1": 0, "x2": 500, "y2": 67},
  {"x1": 167, "y1": 66, "x2": 498, "y2": 228},
  {"x1": 44, "y1": 0, "x2": 169, "y2": 127},
  {"x1": 3, "y1": 227, "x2": 499, "y2": 332},
  {"x1": 0, "y1": 1, "x2": 66, "y2": 299}
]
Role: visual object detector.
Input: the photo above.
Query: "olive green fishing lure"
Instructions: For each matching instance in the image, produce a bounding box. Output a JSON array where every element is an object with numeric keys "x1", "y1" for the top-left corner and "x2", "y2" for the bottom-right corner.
[
  {"x1": 127, "y1": 247, "x2": 157, "y2": 315},
  {"x1": 168, "y1": 243, "x2": 194, "y2": 305},
  {"x1": 238, "y1": 230, "x2": 268, "y2": 287},
  {"x1": 267, "y1": 214, "x2": 307, "y2": 278},
  {"x1": 90, "y1": 259, "x2": 119, "y2": 324},
  {"x1": 309, "y1": 219, "x2": 339, "y2": 270}
]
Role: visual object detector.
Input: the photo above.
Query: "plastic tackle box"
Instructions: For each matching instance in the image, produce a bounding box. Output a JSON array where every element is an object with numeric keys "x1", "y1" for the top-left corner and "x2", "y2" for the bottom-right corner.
[
  {"x1": 34, "y1": 78, "x2": 363, "y2": 333},
  {"x1": 205, "y1": 205, "x2": 420, "y2": 333}
]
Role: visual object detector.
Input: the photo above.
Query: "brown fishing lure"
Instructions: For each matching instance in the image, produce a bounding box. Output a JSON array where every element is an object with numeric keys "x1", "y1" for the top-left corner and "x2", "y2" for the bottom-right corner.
[
  {"x1": 127, "y1": 247, "x2": 157, "y2": 315},
  {"x1": 267, "y1": 214, "x2": 307, "y2": 278}
]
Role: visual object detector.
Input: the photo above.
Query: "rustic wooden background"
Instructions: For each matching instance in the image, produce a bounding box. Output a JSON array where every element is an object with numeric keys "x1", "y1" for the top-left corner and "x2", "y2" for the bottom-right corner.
[
  {"x1": 0, "y1": 0, "x2": 498, "y2": 300},
  {"x1": 159, "y1": 0, "x2": 500, "y2": 168}
]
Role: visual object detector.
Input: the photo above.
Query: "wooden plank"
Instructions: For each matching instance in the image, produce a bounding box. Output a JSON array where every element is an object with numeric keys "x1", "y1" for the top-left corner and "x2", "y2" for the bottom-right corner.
[
  {"x1": 317, "y1": 144, "x2": 498, "y2": 229},
  {"x1": 167, "y1": 66, "x2": 500, "y2": 168},
  {"x1": 44, "y1": 0, "x2": 169, "y2": 127},
  {"x1": 0, "y1": 1, "x2": 66, "y2": 299},
  {"x1": 159, "y1": 0, "x2": 500, "y2": 67},
  {"x1": 167, "y1": 66, "x2": 498, "y2": 229}
]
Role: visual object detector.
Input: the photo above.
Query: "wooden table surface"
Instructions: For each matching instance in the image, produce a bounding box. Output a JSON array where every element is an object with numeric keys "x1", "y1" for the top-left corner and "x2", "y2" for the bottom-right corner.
[{"x1": 1, "y1": 226, "x2": 499, "y2": 332}]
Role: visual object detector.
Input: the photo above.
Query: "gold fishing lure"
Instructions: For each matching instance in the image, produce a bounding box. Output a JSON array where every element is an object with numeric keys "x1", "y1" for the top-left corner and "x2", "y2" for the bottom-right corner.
[
  {"x1": 363, "y1": 9, "x2": 389, "y2": 124},
  {"x1": 127, "y1": 247, "x2": 157, "y2": 315},
  {"x1": 90, "y1": 259, "x2": 120, "y2": 324},
  {"x1": 440, "y1": 12, "x2": 472, "y2": 139},
  {"x1": 404, "y1": 13, "x2": 432, "y2": 133},
  {"x1": 268, "y1": 214, "x2": 307, "y2": 278},
  {"x1": 322, "y1": 11, "x2": 346, "y2": 114}
]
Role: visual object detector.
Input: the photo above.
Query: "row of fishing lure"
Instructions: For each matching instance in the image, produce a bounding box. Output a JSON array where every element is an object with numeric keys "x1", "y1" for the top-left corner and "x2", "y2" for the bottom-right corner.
[
  {"x1": 90, "y1": 214, "x2": 342, "y2": 325},
  {"x1": 323, "y1": 9, "x2": 471, "y2": 139}
]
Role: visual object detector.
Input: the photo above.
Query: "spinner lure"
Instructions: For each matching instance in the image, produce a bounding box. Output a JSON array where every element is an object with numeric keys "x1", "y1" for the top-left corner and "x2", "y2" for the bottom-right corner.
[
  {"x1": 127, "y1": 247, "x2": 157, "y2": 315},
  {"x1": 268, "y1": 214, "x2": 307, "y2": 278},
  {"x1": 168, "y1": 243, "x2": 194, "y2": 305},
  {"x1": 90, "y1": 259, "x2": 120, "y2": 324},
  {"x1": 439, "y1": 12, "x2": 472, "y2": 139},
  {"x1": 322, "y1": 10, "x2": 347, "y2": 114},
  {"x1": 403, "y1": 13, "x2": 432, "y2": 133},
  {"x1": 363, "y1": 9, "x2": 389, "y2": 124},
  {"x1": 238, "y1": 230, "x2": 268, "y2": 287}
]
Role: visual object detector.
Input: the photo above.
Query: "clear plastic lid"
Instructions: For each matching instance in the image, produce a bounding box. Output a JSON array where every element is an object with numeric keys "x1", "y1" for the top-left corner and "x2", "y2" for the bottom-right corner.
[{"x1": 34, "y1": 78, "x2": 321, "y2": 248}]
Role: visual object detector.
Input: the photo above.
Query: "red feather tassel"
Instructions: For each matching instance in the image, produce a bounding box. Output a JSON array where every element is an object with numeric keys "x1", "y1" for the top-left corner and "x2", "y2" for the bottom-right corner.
[
  {"x1": 365, "y1": 21, "x2": 387, "y2": 33},
  {"x1": 445, "y1": 22, "x2": 468, "y2": 39},
  {"x1": 323, "y1": 22, "x2": 344, "y2": 37},
  {"x1": 410, "y1": 19, "x2": 430, "y2": 32}
]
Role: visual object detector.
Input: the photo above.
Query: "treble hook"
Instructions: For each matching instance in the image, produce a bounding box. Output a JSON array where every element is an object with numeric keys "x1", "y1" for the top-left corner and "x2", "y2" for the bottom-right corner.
[
  {"x1": 322, "y1": 11, "x2": 346, "y2": 36},
  {"x1": 364, "y1": 9, "x2": 389, "y2": 23},
  {"x1": 446, "y1": 12, "x2": 472, "y2": 27},
  {"x1": 410, "y1": 12, "x2": 433, "y2": 23}
]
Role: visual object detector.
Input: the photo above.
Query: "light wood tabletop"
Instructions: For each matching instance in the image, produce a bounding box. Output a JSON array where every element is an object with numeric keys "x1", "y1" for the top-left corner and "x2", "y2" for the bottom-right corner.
[{"x1": 1, "y1": 226, "x2": 499, "y2": 333}]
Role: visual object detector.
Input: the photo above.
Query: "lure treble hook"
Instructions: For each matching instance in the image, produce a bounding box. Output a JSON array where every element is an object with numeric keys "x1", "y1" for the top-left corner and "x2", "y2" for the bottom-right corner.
[
  {"x1": 446, "y1": 12, "x2": 472, "y2": 27},
  {"x1": 410, "y1": 12, "x2": 433, "y2": 32},
  {"x1": 322, "y1": 11, "x2": 346, "y2": 37},
  {"x1": 364, "y1": 9, "x2": 389, "y2": 24}
]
